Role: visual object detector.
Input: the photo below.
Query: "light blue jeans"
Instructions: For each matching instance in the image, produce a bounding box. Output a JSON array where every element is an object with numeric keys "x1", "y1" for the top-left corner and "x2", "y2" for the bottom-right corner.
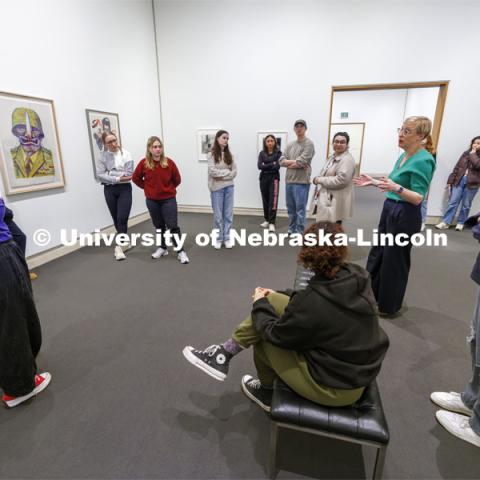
[
  {"x1": 443, "y1": 175, "x2": 479, "y2": 225},
  {"x1": 461, "y1": 287, "x2": 480, "y2": 435},
  {"x1": 211, "y1": 185, "x2": 234, "y2": 242},
  {"x1": 421, "y1": 198, "x2": 428, "y2": 223},
  {"x1": 285, "y1": 183, "x2": 310, "y2": 234}
]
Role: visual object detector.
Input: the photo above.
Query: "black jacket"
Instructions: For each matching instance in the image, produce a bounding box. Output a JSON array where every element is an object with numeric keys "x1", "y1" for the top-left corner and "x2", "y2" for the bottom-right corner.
[
  {"x1": 471, "y1": 252, "x2": 480, "y2": 285},
  {"x1": 258, "y1": 150, "x2": 281, "y2": 177},
  {"x1": 251, "y1": 263, "x2": 389, "y2": 389}
]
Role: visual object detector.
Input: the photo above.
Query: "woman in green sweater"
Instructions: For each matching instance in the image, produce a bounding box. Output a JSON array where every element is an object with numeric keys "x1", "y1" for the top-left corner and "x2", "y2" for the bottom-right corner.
[{"x1": 354, "y1": 116, "x2": 436, "y2": 316}]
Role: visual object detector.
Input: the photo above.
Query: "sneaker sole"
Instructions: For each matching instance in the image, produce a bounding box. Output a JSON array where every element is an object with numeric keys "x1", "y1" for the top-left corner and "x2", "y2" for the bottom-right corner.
[
  {"x1": 4, "y1": 372, "x2": 52, "y2": 408},
  {"x1": 182, "y1": 347, "x2": 225, "y2": 381},
  {"x1": 241, "y1": 377, "x2": 271, "y2": 412},
  {"x1": 430, "y1": 394, "x2": 473, "y2": 417}
]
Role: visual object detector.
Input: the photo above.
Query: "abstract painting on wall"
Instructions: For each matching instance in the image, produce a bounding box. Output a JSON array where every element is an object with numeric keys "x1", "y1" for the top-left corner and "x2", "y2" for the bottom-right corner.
[{"x1": 86, "y1": 109, "x2": 121, "y2": 180}]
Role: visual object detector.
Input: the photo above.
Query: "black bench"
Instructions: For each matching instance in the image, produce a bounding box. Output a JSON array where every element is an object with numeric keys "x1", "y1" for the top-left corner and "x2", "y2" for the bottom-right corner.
[{"x1": 267, "y1": 266, "x2": 390, "y2": 479}]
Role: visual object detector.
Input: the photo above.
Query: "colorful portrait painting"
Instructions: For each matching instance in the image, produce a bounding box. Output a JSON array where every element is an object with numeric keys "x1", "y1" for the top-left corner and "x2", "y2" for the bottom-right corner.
[
  {"x1": 86, "y1": 109, "x2": 121, "y2": 180},
  {"x1": 0, "y1": 92, "x2": 65, "y2": 195}
]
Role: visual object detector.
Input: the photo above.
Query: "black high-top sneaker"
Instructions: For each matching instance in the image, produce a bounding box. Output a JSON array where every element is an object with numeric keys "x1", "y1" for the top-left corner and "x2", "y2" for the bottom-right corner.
[
  {"x1": 182, "y1": 344, "x2": 232, "y2": 381},
  {"x1": 241, "y1": 375, "x2": 273, "y2": 412}
]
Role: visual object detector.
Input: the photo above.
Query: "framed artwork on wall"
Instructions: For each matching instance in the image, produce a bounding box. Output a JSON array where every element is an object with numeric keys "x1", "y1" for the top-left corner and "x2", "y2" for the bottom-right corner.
[
  {"x1": 197, "y1": 129, "x2": 219, "y2": 162},
  {"x1": 257, "y1": 131, "x2": 288, "y2": 155},
  {"x1": 0, "y1": 91, "x2": 65, "y2": 195},
  {"x1": 327, "y1": 122, "x2": 365, "y2": 175},
  {"x1": 86, "y1": 109, "x2": 121, "y2": 180}
]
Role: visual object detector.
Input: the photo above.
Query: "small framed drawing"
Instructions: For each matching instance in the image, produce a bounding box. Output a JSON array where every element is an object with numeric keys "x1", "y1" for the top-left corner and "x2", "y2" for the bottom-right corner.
[
  {"x1": 197, "y1": 129, "x2": 219, "y2": 162},
  {"x1": 327, "y1": 122, "x2": 365, "y2": 175},
  {"x1": 0, "y1": 91, "x2": 65, "y2": 195},
  {"x1": 86, "y1": 109, "x2": 121, "y2": 180},
  {"x1": 257, "y1": 131, "x2": 288, "y2": 155}
]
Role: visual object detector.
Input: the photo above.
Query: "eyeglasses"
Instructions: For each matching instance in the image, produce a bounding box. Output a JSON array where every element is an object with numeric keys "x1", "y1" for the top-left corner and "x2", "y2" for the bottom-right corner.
[
  {"x1": 397, "y1": 127, "x2": 414, "y2": 135},
  {"x1": 333, "y1": 140, "x2": 347, "y2": 144}
]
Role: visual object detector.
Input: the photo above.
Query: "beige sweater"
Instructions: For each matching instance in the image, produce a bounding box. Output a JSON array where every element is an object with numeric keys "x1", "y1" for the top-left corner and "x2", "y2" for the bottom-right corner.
[
  {"x1": 207, "y1": 152, "x2": 237, "y2": 192},
  {"x1": 280, "y1": 137, "x2": 315, "y2": 184}
]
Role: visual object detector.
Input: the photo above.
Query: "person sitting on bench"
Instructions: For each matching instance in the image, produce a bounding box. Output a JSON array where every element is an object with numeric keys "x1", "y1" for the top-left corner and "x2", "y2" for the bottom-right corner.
[{"x1": 183, "y1": 221, "x2": 389, "y2": 412}]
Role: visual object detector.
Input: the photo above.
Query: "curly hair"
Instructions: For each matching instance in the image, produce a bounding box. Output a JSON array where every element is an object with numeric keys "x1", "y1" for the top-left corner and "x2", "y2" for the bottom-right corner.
[{"x1": 297, "y1": 222, "x2": 348, "y2": 279}]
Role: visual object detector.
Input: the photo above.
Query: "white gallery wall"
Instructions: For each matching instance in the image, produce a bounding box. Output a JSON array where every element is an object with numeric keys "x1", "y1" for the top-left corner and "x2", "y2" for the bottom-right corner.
[
  {"x1": 2, "y1": 0, "x2": 480, "y2": 259},
  {"x1": 0, "y1": 0, "x2": 162, "y2": 256},
  {"x1": 153, "y1": 0, "x2": 480, "y2": 217},
  {"x1": 332, "y1": 89, "x2": 407, "y2": 175},
  {"x1": 331, "y1": 87, "x2": 439, "y2": 175}
]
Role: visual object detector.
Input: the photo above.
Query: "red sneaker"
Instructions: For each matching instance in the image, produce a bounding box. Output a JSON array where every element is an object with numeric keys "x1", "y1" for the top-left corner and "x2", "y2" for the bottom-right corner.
[{"x1": 2, "y1": 372, "x2": 52, "y2": 408}]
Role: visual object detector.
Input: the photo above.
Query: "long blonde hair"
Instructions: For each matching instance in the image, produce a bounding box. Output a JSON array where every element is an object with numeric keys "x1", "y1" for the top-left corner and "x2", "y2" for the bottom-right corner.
[{"x1": 145, "y1": 136, "x2": 168, "y2": 169}]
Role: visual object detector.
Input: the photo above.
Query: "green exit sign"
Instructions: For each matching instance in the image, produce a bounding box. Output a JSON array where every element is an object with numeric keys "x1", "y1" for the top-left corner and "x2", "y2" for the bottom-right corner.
[{"x1": 340, "y1": 112, "x2": 349, "y2": 119}]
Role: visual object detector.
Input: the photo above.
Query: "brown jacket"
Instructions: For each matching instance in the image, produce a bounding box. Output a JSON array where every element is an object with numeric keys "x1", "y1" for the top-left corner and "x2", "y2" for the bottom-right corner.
[{"x1": 447, "y1": 151, "x2": 480, "y2": 188}]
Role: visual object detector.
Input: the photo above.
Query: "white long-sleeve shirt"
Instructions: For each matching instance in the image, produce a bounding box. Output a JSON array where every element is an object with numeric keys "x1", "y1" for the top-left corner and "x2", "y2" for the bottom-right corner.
[{"x1": 96, "y1": 149, "x2": 134, "y2": 184}]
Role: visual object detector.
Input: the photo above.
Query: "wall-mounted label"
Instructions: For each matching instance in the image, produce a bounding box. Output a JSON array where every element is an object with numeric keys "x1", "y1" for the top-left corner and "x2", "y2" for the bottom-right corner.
[{"x1": 340, "y1": 112, "x2": 349, "y2": 119}]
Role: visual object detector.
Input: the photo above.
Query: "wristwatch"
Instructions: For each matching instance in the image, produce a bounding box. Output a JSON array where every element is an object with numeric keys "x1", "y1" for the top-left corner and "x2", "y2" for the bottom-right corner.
[{"x1": 396, "y1": 186, "x2": 404, "y2": 194}]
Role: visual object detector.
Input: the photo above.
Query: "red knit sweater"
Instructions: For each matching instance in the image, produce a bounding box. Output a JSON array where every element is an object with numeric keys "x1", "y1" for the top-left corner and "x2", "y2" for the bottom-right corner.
[{"x1": 132, "y1": 157, "x2": 181, "y2": 200}]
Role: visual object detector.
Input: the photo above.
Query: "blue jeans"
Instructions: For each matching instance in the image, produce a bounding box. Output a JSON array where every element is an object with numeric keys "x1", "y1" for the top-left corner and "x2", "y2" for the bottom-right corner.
[
  {"x1": 211, "y1": 185, "x2": 234, "y2": 242},
  {"x1": 461, "y1": 287, "x2": 480, "y2": 436},
  {"x1": 285, "y1": 183, "x2": 310, "y2": 234},
  {"x1": 443, "y1": 176, "x2": 479, "y2": 225},
  {"x1": 421, "y1": 198, "x2": 428, "y2": 223}
]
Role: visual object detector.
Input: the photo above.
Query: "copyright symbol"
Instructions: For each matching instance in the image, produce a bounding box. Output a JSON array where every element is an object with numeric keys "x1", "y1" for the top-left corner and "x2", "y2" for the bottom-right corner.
[{"x1": 33, "y1": 229, "x2": 51, "y2": 247}]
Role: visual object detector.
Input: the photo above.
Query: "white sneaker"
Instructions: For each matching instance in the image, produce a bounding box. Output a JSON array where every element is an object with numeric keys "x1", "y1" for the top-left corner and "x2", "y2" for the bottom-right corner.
[
  {"x1": 2, "y1": 372, "x2": 52, "y2": 408},
  {"x1": 436, "y1": 410, "x2": 480, "y2": 447},
  {"x1": 455, "y1": 224, "x2": 464, "y2": 231},
  {"x1": 268, "y1": 223, "x2": 275, "y2": 232},
  {"x1": 114, "y1": 246, "x2": 126, "y2": 261},
  {"x1": 213, "y1": 241, "x2": 222, "y2": 250},
  {"x1": 152, "y1": 247, "x2": 168, "y2": 259},
  {"x1": 224, "y1": 240, "x2": 233, "y2": 249},
  {"x1": 260, "y1": 221, "x2": 269, "y2": 228},
  {"x1": 177, "y1": 251, "x2": 189, "y2": 264},
  {"x1": 431, "y1": 391, "x2": 473, "y2": 416},
  {"x1": 435, "y1": 221, "x2": 449, "y2": 230}
]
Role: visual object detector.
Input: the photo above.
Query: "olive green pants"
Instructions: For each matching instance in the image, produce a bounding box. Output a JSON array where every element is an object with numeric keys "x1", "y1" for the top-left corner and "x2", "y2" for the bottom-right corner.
[{"x1": 232, "y1": 292, "x2": 364, "y2": 407}]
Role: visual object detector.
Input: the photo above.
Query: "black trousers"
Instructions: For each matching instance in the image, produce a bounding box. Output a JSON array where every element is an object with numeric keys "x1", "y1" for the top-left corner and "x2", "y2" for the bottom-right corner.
[
  {"x1": 103, "y1": 183, "x2": 132, "y2": 235},
  {"x1": 366, "y1": 199, "x2": 422, "y2": 315},
  {"x1": 3, "y1": 207, "x2": 27, "y2": 256},
  {"x1": 0, "y1": 241, "x2": 42, "y2": 396},
  {"x1": 259, "y1": 173, "x2": 280, "y2": 224},
  {"x1": 146, "y1": 197, "x2": 184, "y2": 251}
]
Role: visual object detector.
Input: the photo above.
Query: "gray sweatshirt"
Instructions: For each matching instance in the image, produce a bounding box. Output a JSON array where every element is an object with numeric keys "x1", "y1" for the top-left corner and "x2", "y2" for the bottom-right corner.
[
  {"x1": 207, "y1": 152, "x2": 237, "y2": 192},
  {"x1": 280, "y1": 137, "x2": 315, "y2": 184}
]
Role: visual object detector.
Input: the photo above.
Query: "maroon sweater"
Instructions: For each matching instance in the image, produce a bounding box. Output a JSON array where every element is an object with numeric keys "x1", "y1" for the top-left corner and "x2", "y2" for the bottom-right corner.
[{"x1": 133, "y1": 157, "x2": 181, "y2": 200}]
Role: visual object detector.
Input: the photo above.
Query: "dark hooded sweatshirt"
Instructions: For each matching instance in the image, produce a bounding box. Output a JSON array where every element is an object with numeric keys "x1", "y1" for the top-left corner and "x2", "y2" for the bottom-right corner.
[{"x1": 251, "y1": 263, "x2": 389, "y2": 389}]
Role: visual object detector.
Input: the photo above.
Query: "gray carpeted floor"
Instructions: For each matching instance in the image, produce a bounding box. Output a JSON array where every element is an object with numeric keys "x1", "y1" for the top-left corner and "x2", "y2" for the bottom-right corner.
[{"x1": 1, "y1": 188, "x2": 480, "y2": 479}]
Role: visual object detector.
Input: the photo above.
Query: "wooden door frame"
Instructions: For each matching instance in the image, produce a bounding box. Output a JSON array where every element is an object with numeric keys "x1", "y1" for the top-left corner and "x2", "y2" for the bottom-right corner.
[{"x1": 326, "y1": 81, "x2": 449, "y2": 161}]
